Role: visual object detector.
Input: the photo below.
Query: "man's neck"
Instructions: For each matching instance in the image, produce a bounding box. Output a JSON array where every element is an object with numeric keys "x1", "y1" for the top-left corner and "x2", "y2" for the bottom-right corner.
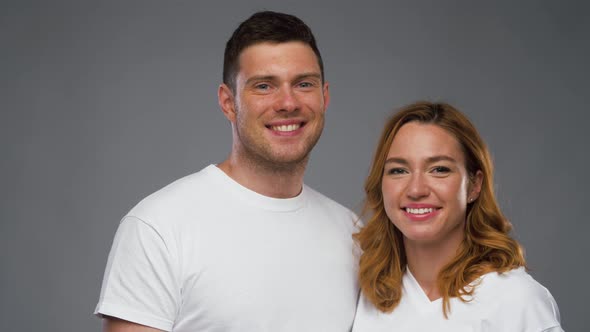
[{"x1": 217, "y1": 155, "x2": 307, "y2": 199}]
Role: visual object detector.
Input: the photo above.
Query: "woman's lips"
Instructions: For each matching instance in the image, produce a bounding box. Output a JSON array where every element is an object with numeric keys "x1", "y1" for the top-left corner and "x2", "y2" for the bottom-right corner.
[{"x1": 401, "y1": 205, "x2": 441, "y2": 221}]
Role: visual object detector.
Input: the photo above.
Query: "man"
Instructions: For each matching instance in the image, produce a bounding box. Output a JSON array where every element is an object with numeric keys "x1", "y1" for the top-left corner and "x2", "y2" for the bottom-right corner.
[{"x1": 95, "y1": 11, "x2": 359, "y2": 332}]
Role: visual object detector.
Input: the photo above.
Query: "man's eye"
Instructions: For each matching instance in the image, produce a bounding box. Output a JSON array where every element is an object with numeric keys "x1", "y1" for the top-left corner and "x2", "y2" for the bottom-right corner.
[
  {"x1": 255, "y1": 83, "x2": 270, "y2": 90},
  {"x1": 298, "y1": 82, "x2": 313, "y2": 88}
]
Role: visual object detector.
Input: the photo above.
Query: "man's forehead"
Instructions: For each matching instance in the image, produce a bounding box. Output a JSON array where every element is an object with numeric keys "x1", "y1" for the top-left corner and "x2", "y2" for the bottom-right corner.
[{"x1": 236, "y1": 41, "x2": 321, "y2": 77}]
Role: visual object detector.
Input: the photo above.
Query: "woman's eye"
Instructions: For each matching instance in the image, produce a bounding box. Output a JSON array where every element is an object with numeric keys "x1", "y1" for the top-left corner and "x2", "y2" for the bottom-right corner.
[
  {"x1": 432, "y1": 166, "x2": 451, "y2": 174},
  {"x1": 387, "y1": 168, "x2": 407, "y2": 175}
]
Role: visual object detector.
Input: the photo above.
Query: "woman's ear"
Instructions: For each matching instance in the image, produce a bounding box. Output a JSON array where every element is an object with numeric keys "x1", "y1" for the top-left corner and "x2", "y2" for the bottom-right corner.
[{"x1": 469, "y1": 170, "x2": 483, "y2": 203}]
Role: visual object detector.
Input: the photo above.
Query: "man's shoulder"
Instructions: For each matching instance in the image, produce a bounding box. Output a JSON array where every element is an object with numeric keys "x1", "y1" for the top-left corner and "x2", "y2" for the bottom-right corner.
[
  {"x1": 126, "y1": 165, "x2": 220, "y2": 221},
  {"x1": 303, "y1": 185, "x2": 360, "y2": 232},
  {"x1": 304, "y1": 185, "x2": 354, "y2": 213},
  {"x1": 142, "y1": 164, "x2": 216, "y2": 199}
]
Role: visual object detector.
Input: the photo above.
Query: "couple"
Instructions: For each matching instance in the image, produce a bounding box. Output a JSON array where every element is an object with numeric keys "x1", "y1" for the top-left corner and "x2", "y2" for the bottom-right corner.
[{"x1": 95, "y1": 11, "x2": 563, "y2": 332}]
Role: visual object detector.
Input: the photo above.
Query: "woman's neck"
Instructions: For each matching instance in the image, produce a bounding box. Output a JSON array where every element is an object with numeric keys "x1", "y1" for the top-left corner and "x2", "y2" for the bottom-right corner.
[{"x1": 404, "y1": 233, "x2": 463, "y2": 301}]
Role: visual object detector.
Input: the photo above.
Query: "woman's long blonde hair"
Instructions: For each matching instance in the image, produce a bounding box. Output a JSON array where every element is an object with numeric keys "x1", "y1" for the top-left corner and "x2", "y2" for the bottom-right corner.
[{"x1": 354, "y1": 102, "x2": 526, "y2": 317}]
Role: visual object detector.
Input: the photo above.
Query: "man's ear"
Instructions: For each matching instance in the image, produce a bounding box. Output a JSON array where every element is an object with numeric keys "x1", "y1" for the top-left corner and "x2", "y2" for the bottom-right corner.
[
  {"x1": 322, "y1": 82, "x2": 330, "y2": 111},
  {"x1": 218, "y1": 83, "x2": 236, "y2": 123}
]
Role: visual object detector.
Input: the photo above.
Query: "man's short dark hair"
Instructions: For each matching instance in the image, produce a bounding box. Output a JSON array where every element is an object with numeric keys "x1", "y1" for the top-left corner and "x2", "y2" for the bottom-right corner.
[{"x1": 223, "y1": 11, "x2": 324, "y2": 93}]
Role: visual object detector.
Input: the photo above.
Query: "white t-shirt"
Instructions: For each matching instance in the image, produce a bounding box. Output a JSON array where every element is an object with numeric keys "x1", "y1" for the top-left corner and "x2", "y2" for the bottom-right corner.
[
  {"x1": 95, "y1": 165, "x2": 359, "y2": 332},
  {"x1": 353, "y1": 267, "x2": 563, "y2": 332}
]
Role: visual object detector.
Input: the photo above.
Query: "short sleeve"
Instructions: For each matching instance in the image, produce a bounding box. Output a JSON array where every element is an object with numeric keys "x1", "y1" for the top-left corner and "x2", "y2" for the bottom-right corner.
[
  {"x1": 486, "y1": 276, "x2": 563, "y2": 332},
  {"x1": 522, "y1": 286, "x2": 563, "y2": 332},
  {"x1": 541, "y1": 327, "x2": 565, "y2": 332},
  {"x1": 95, "y1": 216, "x2": 180, "y2": 331}
]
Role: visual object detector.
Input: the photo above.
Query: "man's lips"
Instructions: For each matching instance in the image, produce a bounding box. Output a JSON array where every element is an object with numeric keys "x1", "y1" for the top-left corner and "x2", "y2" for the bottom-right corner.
[{"x1": 265, "y1": 120, "x2": 306, "y2": 134}]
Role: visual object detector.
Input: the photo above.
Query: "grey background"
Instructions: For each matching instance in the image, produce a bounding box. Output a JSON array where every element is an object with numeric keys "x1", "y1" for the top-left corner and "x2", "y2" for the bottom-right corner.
[{"x1": 2, "y1": 0, "x2": 588, "y2": 331}]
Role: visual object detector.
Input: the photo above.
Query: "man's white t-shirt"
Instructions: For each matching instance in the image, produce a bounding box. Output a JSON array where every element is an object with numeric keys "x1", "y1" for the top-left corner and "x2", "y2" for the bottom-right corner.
[
  {"x1": 95, "y1": 165, "x2": 359, "y2": 331},
  {"x1": 353, "y1": 267, "x2": 563, "y2": 332}
]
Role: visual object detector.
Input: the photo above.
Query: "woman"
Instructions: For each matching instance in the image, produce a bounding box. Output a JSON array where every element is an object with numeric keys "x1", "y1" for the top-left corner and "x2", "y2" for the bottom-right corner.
[{"x1": 352, "y1": 102, "x2": 563, "y2": 331}]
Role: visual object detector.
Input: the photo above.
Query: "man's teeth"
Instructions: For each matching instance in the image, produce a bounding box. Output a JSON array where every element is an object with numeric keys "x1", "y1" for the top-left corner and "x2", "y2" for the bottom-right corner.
[
  {"x1": 272, "y1": 124, "x2": 300, "y2": 132},
  {"x1": 405, "y1": 207, "x2": 434, "y2": 215}
]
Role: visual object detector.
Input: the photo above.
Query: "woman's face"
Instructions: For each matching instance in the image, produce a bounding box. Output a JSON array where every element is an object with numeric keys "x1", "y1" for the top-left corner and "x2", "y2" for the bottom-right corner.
[{"x1": 381, "y1": 122, "x2": 481, "y2": 248}]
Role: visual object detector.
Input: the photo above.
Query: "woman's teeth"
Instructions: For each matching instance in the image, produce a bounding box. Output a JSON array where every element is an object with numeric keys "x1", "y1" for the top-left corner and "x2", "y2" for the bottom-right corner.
[{"x1": 405, "y1": 207, "x2": 434, "y2": 215}]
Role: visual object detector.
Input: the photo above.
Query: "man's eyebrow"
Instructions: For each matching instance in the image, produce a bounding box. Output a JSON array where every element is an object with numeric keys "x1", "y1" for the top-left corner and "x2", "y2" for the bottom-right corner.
[
  {"x1": 245, "y1": 75, "x2": 277, "y2": 85},
  {"x1": 294, "y1": 73, "x2": 322, "y2": 81},
  {"x1": 384, "y1": 155, "x2": 457, "y2": 165},
  {"x1": 245, "y1": 73, "x2": 322, "y2": 86}
]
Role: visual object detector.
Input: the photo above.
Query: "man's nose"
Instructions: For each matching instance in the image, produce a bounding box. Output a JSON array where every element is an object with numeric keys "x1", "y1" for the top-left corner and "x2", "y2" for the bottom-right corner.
[{"x1": 273, "y1": 87, "x2": 300, "y2": 113}]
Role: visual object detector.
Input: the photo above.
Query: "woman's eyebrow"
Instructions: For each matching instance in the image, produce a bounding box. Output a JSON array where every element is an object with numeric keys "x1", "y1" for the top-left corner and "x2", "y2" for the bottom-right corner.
[
  {"x1": 384, "y1": 157, "x2": 408, "y2": 165},
  {"x1": 426, "y1": 155, "x2": 456, "y2": 163},
  {"x1": 384, "y1": 155, "x2": 456, "y2": 165}
]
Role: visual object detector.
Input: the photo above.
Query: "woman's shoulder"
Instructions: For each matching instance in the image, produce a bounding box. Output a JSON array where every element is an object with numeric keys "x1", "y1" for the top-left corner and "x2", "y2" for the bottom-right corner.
[
  {"x1": 478, "y1": 267, "x2": 553, "y2": 300},
  {"x1": 473, "y1": 267, "x2": 563, "y2": 331}
]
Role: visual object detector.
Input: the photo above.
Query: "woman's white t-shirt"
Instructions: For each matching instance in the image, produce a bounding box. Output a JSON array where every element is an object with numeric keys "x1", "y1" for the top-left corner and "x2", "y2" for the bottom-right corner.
[{"x1": 353, "y1": 267, "x2": 563, "y2": 332}]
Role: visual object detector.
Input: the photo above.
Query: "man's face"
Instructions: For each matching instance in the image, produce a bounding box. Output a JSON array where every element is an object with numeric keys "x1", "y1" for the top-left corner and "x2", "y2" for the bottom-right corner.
[{"x1": 222, "y1": 41, "x2": 329, "y2": 168}]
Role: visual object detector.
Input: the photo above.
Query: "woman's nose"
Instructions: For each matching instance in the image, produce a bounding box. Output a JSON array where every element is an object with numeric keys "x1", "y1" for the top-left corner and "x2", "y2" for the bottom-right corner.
[{"x1": 406, "y1": 173, "x2": 430, "y2": 200}]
